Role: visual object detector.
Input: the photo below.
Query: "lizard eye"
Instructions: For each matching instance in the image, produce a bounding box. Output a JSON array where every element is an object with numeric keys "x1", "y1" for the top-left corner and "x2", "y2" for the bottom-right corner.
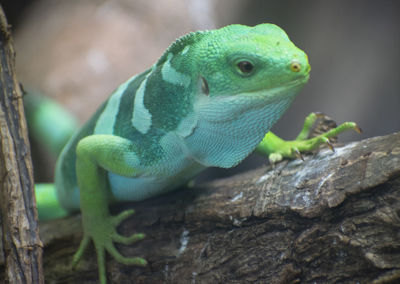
[
  {"x1": 290, "y1": 61, "x2": 301, "y2": 72},
  {"x1": 237, "y1": 61, "x2": 254, "y2": 74}
]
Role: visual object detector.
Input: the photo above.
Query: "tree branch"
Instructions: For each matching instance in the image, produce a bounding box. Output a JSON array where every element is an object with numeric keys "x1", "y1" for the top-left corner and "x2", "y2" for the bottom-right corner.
[
  {"x1": 32, "y1": 132, "x2": 400, "y2": 283},
  {"x1": 0, "y1": 7, "x2": 43, "y2": 284}
]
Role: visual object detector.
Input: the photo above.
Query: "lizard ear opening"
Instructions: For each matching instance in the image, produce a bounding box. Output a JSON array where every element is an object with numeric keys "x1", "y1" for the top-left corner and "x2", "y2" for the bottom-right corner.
[{"x1": 198, "y1": 76, "x2": 209, "y2": 96}]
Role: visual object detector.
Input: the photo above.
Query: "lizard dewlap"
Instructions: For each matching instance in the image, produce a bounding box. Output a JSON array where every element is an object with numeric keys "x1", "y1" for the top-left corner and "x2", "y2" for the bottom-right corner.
[{"x1": 34, "y1": 23, "x2": 357, "y2": 283}]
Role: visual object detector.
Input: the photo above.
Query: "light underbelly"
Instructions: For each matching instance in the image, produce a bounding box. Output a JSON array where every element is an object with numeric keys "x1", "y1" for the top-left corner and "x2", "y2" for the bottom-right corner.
[{"x1": 108, "y1": 162, "x2": 206, "y2": 202}]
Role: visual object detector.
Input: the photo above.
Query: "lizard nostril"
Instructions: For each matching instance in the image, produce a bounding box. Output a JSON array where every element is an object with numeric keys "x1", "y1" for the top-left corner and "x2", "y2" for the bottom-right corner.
[{"x1": 290, "y1": 61, "x2": 301, "y2": 72}]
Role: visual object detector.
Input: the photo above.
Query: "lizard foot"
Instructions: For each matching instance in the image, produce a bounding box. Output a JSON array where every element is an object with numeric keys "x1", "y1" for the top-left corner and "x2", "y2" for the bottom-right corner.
[
  {"x1": 71, "y1": 209, "x2": 147, "y2": 284},
  {"x1": 256, "y1": 112, "x2": 361, "y2": 165}
]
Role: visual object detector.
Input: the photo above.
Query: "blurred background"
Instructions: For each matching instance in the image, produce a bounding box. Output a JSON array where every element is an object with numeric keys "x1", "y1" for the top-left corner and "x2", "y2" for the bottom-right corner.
[{"x1": 2, "y1": 0, "x2": 399, "y2": 181}]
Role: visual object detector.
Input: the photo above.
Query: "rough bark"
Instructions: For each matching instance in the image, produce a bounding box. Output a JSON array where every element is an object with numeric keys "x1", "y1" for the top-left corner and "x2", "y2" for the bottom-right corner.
[
  {"x1": 8, "y1": 132, "x2": 398, "y2": 283},
  {"x1": 0, "y1": 7, "x2": 44, "y2": 284}
]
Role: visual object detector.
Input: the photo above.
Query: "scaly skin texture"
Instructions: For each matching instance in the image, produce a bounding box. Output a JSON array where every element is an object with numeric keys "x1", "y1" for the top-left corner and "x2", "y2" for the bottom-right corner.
[{"x1": 34, "y1": 24, "x2": 359, "y2": 283}]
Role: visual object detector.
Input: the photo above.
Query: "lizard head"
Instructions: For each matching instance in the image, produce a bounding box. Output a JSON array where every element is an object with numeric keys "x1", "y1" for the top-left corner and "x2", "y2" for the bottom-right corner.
[
  {"x1": 182, "y1": 24, "x2": 311, "y2": 167},
  {"x1": 189, "y1": 23, "x2": 310, "y2": 125},
  {"x1": 195, "y1": 23, "x2": 310, "y2": 103}
]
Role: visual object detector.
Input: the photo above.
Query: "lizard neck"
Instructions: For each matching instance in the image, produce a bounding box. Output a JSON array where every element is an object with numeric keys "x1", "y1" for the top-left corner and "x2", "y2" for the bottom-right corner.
[{"x1": 183, "y1": 92, "x2": 297, "y2": 168}]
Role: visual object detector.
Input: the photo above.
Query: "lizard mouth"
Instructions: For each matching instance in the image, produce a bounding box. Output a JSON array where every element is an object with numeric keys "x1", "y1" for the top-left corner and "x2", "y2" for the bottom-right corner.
[
  {"x1": 196, "y1": 78, "x2": 308, "y2": 124},
  {"x1": 194, "y1": 72, "x2": 309, "y2": 125},
  {"x1": 247, "y1": 73, "x2": 310, "y2": 103},
  {"x1": 259, "y1": 71, "x2": 309, "y2": 94}
]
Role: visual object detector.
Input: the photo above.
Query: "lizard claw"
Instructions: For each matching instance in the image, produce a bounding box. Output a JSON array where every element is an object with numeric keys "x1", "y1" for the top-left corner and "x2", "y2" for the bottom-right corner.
[
  {"x1": 293, "y1": 148, "x2": 304, "y2": 161},
  {"x1": 323, "y1": 137, "x2": 335, "y2": 152},
  {"x1": 354, "y1": 125, "x2": 362, "y2": 134}
]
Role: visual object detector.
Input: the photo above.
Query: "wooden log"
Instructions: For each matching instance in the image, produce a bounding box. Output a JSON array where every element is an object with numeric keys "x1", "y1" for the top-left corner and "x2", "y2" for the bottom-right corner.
[
  {"x1": 34, "y1": 132, "x2": 400, "y2": 283},
  {"x1": 0, "y1": 7, "x2": 43, "y2": 284}
]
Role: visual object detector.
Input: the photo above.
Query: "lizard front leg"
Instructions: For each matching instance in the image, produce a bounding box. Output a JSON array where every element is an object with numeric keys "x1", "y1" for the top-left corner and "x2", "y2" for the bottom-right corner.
[
  {"x1": 256, "y1": 112, "x2": 361, "y2": 164},
  {"x1": 72, "y1": 135, "x2": 147, "y2": 284}
]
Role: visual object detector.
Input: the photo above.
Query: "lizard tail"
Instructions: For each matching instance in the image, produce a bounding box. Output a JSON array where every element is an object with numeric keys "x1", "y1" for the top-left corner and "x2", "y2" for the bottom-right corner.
[
  {"x1": 24, "y1": 91, "x2": 78, "y2": 157},
  {"x1": 35, "y1": 183, "x2": 69, "y2": 220},
  {"x1": 24, "y1": 92, "x2": 77, "y2": 220}
]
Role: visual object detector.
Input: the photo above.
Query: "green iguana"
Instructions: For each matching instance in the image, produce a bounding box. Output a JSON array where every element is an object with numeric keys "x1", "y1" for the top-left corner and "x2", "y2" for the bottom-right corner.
[{"x1": 32, "y1": 24, "x2": 359, "y2": 283}]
